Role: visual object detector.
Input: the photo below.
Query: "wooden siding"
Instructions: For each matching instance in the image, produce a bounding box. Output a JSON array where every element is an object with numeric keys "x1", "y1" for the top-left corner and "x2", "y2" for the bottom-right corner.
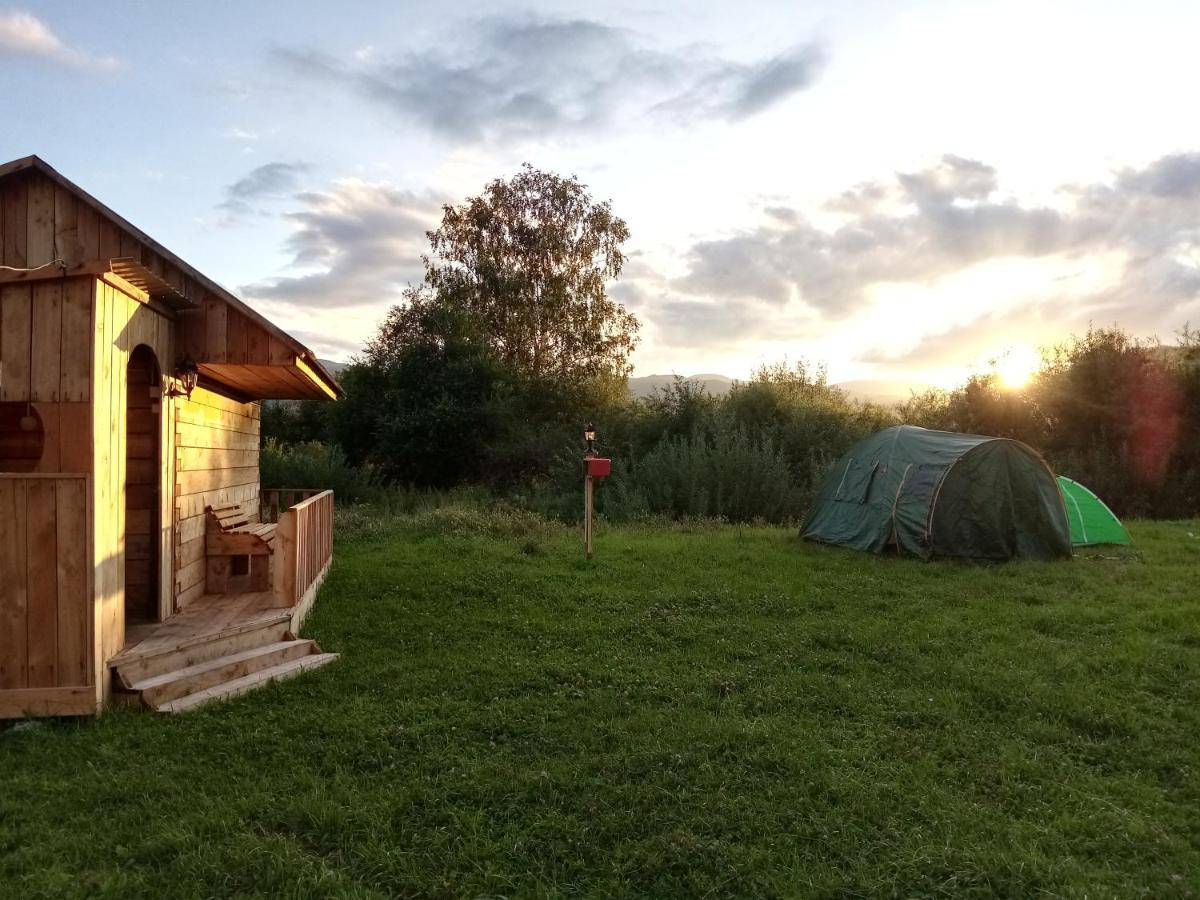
[
  {"x1": 92, "y1": 279, "x2": 173, "y2": 700},
  {"x1": 1, "y1": 168, "x2": 189, "y2": 295},
  {"x1": 1, "y1": 275, "x2": 95, "y2": 405},
  {"x1": 0, "y1": 162, "x2": 337, "y2": 716},
  {"x1": 0, "y1": 278, "x2": 92, "y2": 472},
  {"x1": 2, "y1": 164, "x2": 337, "y2": 400},
  {"x1": 0, "y1": 474, "x2": 92, "y2": 716},
  {"x1": 173, "y1": 386, "x2": 261, "y2": 610},
  {"x1": 0, "y1": 272, "x2": 96, "y2": 716}
]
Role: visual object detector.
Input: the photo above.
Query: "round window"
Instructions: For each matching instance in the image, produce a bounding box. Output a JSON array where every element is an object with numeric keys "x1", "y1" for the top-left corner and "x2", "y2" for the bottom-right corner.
[{"x1": 0, "y1": 402, "x2": 45, "y2": 473}]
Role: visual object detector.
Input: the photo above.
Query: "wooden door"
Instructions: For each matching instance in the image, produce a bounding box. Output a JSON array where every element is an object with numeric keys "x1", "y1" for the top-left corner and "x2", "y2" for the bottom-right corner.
[{"x1": 124, "y1": 346, "x2": 160, "y2": 627}]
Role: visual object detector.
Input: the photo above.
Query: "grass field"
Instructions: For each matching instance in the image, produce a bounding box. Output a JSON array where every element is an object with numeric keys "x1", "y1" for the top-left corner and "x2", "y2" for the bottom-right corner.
[{"x1": 3, "y1": 510, "x2": 1200, "y2": 897}]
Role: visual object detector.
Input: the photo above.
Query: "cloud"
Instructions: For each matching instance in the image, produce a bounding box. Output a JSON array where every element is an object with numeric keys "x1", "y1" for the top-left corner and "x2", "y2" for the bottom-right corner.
[
  {"x1": 855, "y1": 299, "x2": 1067, "y2": 369},
  {"x1": 671, "y1": 159, "x2": 1068, "y2": 317},
  {"x1": 1115, "y1": 152, "x2": 1200, "y2": 199},
  {"x1": 227, "y1": 162, "x2": 307, "y2": 201},
  {"x1": 238, "y1": 152, "x2": 1200, "y2": 370},
  {"x1": 0, "y1": 9, "x2": 120, "y2": 70},
  {"x1": 609, "y1": 257, "x2": 808, "y2": 351},
  {"x1": 287, "y1": 328, "x2": 365, "y2": 360},
  {"x1": 653, "y1": 298, "x2": 783, "y2": 347},
  {"x1": 669, "y1": 152, "x2": 1200, "y2": 321},
  {"x1": 239, "y1": 177, "x2": 443, "y2": 309},
  {"x1": 627, "y1": 152, "x2": 1200, "y2": 357},
  {"x1": 898, "y1": 155, "x2": 998, "y2": 207},
  {"x1": 725, "y1": 43, "x2": 826, "y2": 119},
  {"x1": 219, "y1": 161, "x2": 309, "y2": 221},
  {"x1": 273, "y1": 17, "x2": 824, "y2": 143}
]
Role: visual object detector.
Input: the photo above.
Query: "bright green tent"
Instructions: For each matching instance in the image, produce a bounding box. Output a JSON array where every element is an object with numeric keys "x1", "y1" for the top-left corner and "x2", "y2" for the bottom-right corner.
[
  {"x1": 1056, "y1": 476, "x2": 1131, "y2": 547},
  {"x1": 802, "y1": 425, "x2": 1072, "y2": 561}
]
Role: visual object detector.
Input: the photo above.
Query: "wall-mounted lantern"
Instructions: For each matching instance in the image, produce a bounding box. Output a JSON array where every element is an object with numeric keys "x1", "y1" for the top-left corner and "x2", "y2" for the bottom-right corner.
[{"x1": 167, "y1": 355, "x2": 200, "y2": 400}]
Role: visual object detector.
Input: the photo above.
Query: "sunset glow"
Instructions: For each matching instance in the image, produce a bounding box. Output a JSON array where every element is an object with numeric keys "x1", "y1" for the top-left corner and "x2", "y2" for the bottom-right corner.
[
  {"x1": 994, "y1": 346, "x2": 1042, "y2": 390},
  {"x1": 3, "y1": 2, "x2": 1199, "y2": 390}
]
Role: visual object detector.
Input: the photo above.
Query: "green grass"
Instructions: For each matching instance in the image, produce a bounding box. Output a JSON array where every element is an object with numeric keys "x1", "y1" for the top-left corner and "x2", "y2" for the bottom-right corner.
[{"x1": 3, "y1": 513, "x2": 1200, "y2": 897}]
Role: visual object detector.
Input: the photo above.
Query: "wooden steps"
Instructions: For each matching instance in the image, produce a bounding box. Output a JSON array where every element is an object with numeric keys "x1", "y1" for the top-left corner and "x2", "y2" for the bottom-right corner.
[
  {"x1": 111, "y1": 614, "x2": 337, "y2": 713},
  {"x1": 111, "y1": 613, "x2": 293, "y2": 684},
  {"x1": 155, "y1": 653, "x2": 339, "y2": 714}
]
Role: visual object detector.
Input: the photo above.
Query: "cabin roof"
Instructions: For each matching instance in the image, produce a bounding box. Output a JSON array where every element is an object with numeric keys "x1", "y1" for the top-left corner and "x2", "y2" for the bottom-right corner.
[{"x1": 0, "y1": 155, "x2": 342, "y2": 401}]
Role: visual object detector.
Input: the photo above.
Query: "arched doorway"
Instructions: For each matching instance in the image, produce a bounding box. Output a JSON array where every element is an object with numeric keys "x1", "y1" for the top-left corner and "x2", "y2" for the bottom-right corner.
[{"x1": 125, "y1": 345, "x2": 161, "y2": 630}]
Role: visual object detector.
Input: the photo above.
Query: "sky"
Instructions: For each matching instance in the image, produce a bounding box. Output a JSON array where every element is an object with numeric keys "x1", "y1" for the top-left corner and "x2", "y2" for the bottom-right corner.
[{"x1": 3, "y1": 0, "x2": 1199, "y2": 388}]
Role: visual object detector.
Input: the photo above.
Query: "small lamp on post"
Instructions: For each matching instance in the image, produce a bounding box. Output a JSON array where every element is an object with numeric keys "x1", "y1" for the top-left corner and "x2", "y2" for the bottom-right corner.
[
  {"x1": 581, "y1": 423, "x2": 611, "y2": 561},
  {"x1": 167, "y1": 356, "x2": 200, "y2": 400}
]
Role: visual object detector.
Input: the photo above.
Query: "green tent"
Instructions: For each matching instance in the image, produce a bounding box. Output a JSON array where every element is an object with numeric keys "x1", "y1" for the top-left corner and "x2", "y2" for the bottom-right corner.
[
  {"x1": 1057, "y1": 476, "x2": 1131, "y2": 547},
  {"x1": 802, "y1": 425, "x2": 1072, "y2": 561}
]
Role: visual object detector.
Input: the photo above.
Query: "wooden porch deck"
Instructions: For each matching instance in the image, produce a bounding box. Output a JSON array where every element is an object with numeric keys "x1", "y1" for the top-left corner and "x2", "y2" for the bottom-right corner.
[
  {"x1": 103, "y1": 489, "x2": 337, "y2": 712},
  {"x1": 108, "y1": 588, "x2": 337, "y2": 713},
  {"x1": 114, "y1": 591, "x2": 287, "y2": 665}
]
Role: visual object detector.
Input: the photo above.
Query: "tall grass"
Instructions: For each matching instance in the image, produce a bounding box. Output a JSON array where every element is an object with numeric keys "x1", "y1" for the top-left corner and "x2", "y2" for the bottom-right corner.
[{"x1": 603, "y1": 429, "x2": 806, "y2": 523}]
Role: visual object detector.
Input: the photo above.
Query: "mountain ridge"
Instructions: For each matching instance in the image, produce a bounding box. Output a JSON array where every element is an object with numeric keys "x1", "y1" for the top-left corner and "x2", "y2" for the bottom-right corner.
[{"x1": 320, "y1": 361, "x2": 926, "y2": 405}]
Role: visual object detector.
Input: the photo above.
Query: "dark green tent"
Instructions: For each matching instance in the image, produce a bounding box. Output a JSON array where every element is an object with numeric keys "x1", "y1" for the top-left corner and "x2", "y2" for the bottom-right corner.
[{"x1": 802, "y1": 425, "x2": 1072, "y2": 561}]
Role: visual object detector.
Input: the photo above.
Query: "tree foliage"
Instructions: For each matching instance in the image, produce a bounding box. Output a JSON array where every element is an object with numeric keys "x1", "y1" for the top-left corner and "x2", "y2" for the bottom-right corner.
[
  {"x1": 901, "y1": 324, "x2": 1200, "y2": 517},
  {"x1": 333, "y1": 302, "x2": 510, "y2": 488},
  {"x1": 421, "y1": 164, "x2": 638, "y2": 382},
  {"x1": 273, "y1": 165, "x2": 640, "y2": 489},
  {"x1": 260, "y1": 167, "x2": 1200, "y2": 527}
]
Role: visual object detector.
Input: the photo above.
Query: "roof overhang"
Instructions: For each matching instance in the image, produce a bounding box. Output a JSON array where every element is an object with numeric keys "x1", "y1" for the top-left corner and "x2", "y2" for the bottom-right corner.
[
  {"x1": 0, "y1": 155, "x2": 344, "y2": 401},
  {"x1": 198, "y1": 359, "x2": 340, "y2": 401}
]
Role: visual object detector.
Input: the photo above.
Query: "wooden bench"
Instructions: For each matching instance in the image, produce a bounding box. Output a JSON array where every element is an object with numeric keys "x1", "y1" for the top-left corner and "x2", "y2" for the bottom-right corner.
[{"x1": 205, "y1": 502, "x2": 277, "y2": 593}]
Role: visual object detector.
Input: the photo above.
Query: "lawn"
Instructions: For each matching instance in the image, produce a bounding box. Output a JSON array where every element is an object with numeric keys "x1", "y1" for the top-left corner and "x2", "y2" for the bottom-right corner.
[{"x1": 3, "y1": 510, "x2": 1200, "y2": 897}]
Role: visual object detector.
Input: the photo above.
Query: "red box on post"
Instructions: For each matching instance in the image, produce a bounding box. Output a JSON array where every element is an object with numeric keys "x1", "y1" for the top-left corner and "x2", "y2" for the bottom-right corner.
[{"x1": 585, "y1": 457, "x2": 611, "y2": 478}]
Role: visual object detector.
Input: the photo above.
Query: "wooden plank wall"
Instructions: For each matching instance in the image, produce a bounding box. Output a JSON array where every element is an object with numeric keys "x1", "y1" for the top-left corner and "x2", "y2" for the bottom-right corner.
[
  {"x1": 0, "y1": 278, "x2": 92, "y2": 472},
  {"x1": 92, "y1": 280, "x2": 172, "y2": 697},
  {"x1": 1, "y1": 168, "x2": 189, "y2": 296},
  {"x1": 0, "y1": 272, "x2": 95, "y2": 713},
  {"x1": 182, "y1": 294, "x2": 294, "y2": 368},
  {"x1": 0, "y1": 474, "x2": 92, "y2": 715},
  {"x1": 174, "y1": 386, "x2": 261, "y2": 609},
  {"x1": 2, "y1": 167, "x2": 303, "y2": 377}
]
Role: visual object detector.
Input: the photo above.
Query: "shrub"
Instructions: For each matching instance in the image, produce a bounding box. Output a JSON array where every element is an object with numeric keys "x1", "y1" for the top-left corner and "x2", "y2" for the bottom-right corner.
[
  {"x1": 334, "y1": 494, "x2": 560, "y2": 542},
  {"x1": 603, "y1": 429, "x2": 804, "y2": 524},
  {"x1": 260, "y1": 440, "x2": 382, "y2": 504}
]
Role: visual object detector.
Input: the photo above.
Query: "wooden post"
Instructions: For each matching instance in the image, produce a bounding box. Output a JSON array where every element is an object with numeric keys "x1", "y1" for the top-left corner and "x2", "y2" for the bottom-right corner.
[
  {"x1": 583, "y1": 473, "x2": 594, "y2": 560},
  {"x1": 272, "y1": 508, "x2": 298, "y2": 608}
]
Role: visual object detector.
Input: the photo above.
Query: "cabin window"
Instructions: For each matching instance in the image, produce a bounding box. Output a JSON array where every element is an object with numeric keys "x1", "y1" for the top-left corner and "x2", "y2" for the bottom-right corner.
[{"x1": 0, "y1": 402, "x2": 45, "y2": 472}]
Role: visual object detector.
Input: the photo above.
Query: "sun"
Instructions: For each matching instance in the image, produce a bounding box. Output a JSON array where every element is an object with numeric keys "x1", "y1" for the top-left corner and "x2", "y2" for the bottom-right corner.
[{"x1": 994, "y1": 346, "x2": 1040, "y2": 390}]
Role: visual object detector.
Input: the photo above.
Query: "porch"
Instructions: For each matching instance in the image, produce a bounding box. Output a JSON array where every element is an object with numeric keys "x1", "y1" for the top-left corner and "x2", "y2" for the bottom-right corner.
[{"x1": 110, "y1": 488, "x2": 337, "y2": 713}]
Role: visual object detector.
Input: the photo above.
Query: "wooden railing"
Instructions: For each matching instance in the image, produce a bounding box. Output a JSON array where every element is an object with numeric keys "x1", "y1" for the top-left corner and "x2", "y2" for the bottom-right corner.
[
  {"x1": 260, "y1": 488, "x2": 325, "y2": 524},
  {"x1": 271, "y1": 489, "x2": 334, "y2": 611}
]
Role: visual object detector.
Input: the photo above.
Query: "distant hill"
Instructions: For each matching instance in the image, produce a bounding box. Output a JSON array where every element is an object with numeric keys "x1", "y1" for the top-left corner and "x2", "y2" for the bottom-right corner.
[
  {"x1": 627, "y1": 373, "x2": 926, "y2": 405},
  {"x1": 834, "y1": 379, "x2": 934, "y2": 405},
  {"x1": 628, "y1": 374, "x2": 735, "y2": 398},
  {"x1": 316, "y1": 360, "x2": 922, "y2": 406}
]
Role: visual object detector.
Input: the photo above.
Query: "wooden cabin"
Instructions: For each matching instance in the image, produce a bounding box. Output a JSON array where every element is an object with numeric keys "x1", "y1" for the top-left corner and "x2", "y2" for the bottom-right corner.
[{"x1": 0, "y1": 156, "x2": 342, "y2": 717}]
